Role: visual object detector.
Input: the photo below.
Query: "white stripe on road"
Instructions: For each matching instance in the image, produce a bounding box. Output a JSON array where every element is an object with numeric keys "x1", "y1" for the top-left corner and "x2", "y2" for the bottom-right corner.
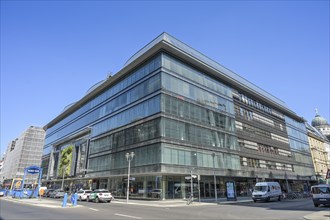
[
  {"x1": 89, "y1": 208, "x2": 99, "y2": 211},
  {"x1": 114, "y1": 213, "x2": 142, "y2": 219}
]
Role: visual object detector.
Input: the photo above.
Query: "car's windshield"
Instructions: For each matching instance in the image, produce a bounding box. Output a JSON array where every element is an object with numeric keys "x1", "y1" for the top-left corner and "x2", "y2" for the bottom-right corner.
[
  {"x1": 312, "y1": 187, "x2": 330, "y2": 194},
  {"x1": 254, "y1": 186, "x2": 268, "y2": 192}
]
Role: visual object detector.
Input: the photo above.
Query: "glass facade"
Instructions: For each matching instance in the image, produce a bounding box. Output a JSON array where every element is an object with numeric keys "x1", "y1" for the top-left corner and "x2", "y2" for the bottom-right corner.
[
  {"x1": 44, "y1": 55, "x2": 162, "y2": 146},
  {"x1": 42, "y1": 34, "x2": 316, "y2": 200},
  {"x1": 285, "y1": 116, "x2": 314, "y2": 176}
]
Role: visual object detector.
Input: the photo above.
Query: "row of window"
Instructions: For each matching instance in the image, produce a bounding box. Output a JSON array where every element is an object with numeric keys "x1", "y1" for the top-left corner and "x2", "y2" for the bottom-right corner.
[
  {"x1": 240, "y1": 157, "x2": 293, "y2": 171},
  {"x1": 162, "y1": 54, "x2": 232, "y2": 98},
  {"x1": 237, "y1": 93, "x2": 285, "y2": 119},
  {"x1": 98, "y1": 74, "x2": 160, "y2": 119},
  {"x1": 288, "y1": 139, "x2": 310, "y2": 153},
  {"x1": 92, "y1": 95, "x2": 161, "y2": 137},
  {"x1": 47, "y1": 55, "x2": 161, "y2": 136},
  {"x1": 162, "y1": 144, "x2": 241, "y2": 170},
  {"x1": 293, "y1": 152, "x2": 313, "y2": 164},
  {"x1": 88, "y1": 143, "x2": 242, "y2": 172},
  {"x1": 88, "y1": 144, "x2": 161, "y2": 172},
  {"x1": 90, "y1": 119, "x2": 160, "y2": 154},
  {"x1": 234, "y1": 106, "x2": 285, "y2": 132},
  {"x1": 46, "y1": 66, "x2": 235, "y2": 148},
  {"x1": 162, "y1": 94, "x2": 235, "y2": 132},
  {"x1": 293, "y1": 165, "x2": 315, "y2": 176},
  {"x1": 45, "y1": 74, "x2": 161, "y2": 146},
  {"x1": 238, "y1": 139, "x2": 291, "y2": 157},
  {"x1": 90, "y1": 115, "x2": 238, "y2": 156},
  {"x1": 285, "y1": 116, "x2": 310, "y2": 154},
  {"x1": 162, "y1": 73, "x2": 235, "y2": 115},
  {"x1": 238, "y1": 122, "x2": 271, "y2": 139},
  {"x1": 162, "y1": 117, "x2": 238, "y2": 150}
]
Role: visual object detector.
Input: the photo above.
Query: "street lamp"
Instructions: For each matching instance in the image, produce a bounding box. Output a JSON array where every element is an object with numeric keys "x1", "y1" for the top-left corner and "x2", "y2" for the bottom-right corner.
[
  {"x1": 190, "y1": 169, "x2": 194, "y2": 198},
  {"x1": 61, "y1": 165, "x2": 67, "y2": 190},
  {"x1": 125, "y1": 152, "x2": 135, "y2": 204},
  {"x1": 212, "y1": 153, "x2": 218, "y2": 202}
]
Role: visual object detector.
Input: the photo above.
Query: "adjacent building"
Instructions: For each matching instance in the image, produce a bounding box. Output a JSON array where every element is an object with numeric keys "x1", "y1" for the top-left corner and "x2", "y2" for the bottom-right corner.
[
  {"x1": 1, "y1": 126, "x2": 45, "y2": 186},
  {"x1": 0, "y1": 155, "x2": 4, "y2": 185},
  {"x1": 41, "y1": 33, "x2": 316, "y2": 199},
  {"x1": 306, "y1": 123, "x2": 329, "y2": 183},
  {"x1": 312, "y1": 110, "x2": 330, "y2": 141}
]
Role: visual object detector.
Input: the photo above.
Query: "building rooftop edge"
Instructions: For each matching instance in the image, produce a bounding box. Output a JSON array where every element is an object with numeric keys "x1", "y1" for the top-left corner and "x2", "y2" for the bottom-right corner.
[
  {"x1": 44, "y1": 32, "x2": 303, "y2": 130},
  {"x1": 124, "y1": 32, "x2": 290, "y2": 110}
]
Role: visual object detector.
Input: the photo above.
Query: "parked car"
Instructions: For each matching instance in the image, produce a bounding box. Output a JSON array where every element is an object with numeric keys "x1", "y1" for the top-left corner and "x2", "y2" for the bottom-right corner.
[
  {"x1": 50, "y1": 189, "x2": 65, "y2": 198},
  {"x1": 311, "y1": 184, "x2": 330, "y2": 207},
  {"x1": 151, "y1": 189, "x2": 162, "y2": 198},
  {"x1": 0, "y1": 190, "x2": 5, "y2": 197},
  {"x1": 77, "y1": 189, "x2": 92, "y2": 201},
  {"x1": 88, "y1": 189, "x2": 113, "y2": 203},
  {"x1": 44, "y1": 189, "x2": 54, "y2": 197}
]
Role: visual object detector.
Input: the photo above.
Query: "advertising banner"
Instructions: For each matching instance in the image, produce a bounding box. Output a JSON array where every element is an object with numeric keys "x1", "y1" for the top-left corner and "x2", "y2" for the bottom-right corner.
[
  {"x1": 226, "y1": 181, "x2": 237, "y2": 201},
  {"x1": 59, "y1": 145, "x2": 73, "y2": 178}
]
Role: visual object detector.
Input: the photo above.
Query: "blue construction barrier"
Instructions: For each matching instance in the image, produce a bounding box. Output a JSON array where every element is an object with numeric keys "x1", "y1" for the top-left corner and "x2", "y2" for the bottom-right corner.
[
  {"x1": 7, "y1": 189, "x2": 39, "y2": 199},
  {"x1": 62, "y1": 193, "x2": 68, "y2": 207}
]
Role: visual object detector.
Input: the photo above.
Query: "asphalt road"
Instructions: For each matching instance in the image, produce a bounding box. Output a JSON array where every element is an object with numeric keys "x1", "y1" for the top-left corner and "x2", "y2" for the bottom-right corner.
[{"x1": 0, "y1": 198, "x2": 329, "y2": 220}]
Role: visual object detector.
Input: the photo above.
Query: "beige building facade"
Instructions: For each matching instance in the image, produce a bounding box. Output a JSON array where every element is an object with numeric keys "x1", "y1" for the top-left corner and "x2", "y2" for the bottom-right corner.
[{"x1": 306, "y1": 123, "x2": 329, "y2": 183}]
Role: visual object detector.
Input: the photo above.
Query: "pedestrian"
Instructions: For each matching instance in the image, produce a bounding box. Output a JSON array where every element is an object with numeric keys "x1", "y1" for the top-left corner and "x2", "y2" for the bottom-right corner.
[
  {"x1": 282, "y1": 190, "x2": 286, "y2": 200},
  {"x1": 39, "y1": 188, "x2": 45, "y2": 197}
]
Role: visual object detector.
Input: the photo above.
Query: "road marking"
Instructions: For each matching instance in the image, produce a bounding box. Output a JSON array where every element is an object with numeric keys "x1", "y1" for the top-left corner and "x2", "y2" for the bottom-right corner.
[
  {"x1": 114, "y1": 213, "x2": 142, "y2": 219},
  {"x1": 89, "y1": 208, "x2": 99, "y2": 211}
]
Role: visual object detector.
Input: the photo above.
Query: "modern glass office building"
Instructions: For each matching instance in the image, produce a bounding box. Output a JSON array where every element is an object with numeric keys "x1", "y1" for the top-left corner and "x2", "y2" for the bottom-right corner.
[{"x1": 41, "y1": 33, "x2": 315, "y2": 199}]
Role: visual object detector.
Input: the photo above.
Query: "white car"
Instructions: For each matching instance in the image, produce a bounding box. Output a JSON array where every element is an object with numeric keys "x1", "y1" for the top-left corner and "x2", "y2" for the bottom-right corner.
[
  {"x1": 88, "y1": 189, "x2": 113, "y2": 203},
  {"x1": 252, "y1": 182, "x2": 282, "y2": 202},
  {"x1": 311, "y1": 184, "x2": 330, "y2": 207},
  {"x1": 77, "y1": 190, "x2": 92, "y2": 201}
]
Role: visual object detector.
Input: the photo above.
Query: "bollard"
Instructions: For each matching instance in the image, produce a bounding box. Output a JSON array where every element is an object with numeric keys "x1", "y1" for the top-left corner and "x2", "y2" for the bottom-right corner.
[
  {"x1": 70, "y1": 194, "x2": 74, "y2": 204},
  {"x1": 62, "y1": 193, "x2": 68, "y2": 207},
  {"x1": 73, "y1": 193, "x2": 78, "y2": 206}
]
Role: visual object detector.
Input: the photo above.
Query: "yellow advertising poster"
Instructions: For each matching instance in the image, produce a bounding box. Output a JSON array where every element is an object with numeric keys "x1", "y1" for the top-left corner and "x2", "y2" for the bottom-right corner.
[{"x1": 12, "y1": 179, "x2": 22, "y2": 190}]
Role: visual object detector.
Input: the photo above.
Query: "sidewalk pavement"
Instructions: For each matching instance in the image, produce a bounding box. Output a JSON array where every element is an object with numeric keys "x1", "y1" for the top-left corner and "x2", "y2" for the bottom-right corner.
[{"x1": 303, "y1": 210, "x2": 330, "y2": 220}]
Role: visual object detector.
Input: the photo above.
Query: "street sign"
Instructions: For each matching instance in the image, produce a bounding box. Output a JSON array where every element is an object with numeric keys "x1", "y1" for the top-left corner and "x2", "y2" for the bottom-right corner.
[
  {"x1": 185, "y1": 175, "x2": 197, "y2": 180},
  {"x1": 26, "y1": 166, "x2": 40, "y2": 174},
  {"x1": 123, "y1": 177, "x2": 136, "y2": 181}
]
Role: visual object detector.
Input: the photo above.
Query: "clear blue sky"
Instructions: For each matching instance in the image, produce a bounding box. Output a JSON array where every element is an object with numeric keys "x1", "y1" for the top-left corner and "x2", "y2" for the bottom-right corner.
[{"x1": 1, "y1": 1, "x2": 329, "y2": 156}]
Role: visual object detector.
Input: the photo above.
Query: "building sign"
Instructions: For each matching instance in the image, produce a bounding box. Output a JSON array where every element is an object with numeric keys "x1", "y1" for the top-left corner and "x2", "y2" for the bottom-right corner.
[
  {"x1": 326, "y1": 169, "x2": 330, "y2": 179},
  {"x1": 26, "y1": 166, "x2": 40, "y2": 174}
]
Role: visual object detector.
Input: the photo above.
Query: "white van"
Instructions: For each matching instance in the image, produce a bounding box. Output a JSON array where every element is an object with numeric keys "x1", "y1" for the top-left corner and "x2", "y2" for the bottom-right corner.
[
  {"x1": 311, "y1": 184, "x2": 330, "y2": 207},
  {"x1": 252, "y1": 182, "x2": 282, "y2": 202}
]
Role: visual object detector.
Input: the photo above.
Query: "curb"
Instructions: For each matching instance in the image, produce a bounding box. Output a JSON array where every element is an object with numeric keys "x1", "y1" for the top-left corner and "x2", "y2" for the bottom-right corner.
[{"x1": 303, "y1": 210, "x2": 330, "y2": 220}]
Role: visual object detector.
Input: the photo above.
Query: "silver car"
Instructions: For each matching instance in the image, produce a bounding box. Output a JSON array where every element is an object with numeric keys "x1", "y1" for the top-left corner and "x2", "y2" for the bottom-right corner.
[{"x1": 50, "y1": 189, "x2": 65, "y2": 198}]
